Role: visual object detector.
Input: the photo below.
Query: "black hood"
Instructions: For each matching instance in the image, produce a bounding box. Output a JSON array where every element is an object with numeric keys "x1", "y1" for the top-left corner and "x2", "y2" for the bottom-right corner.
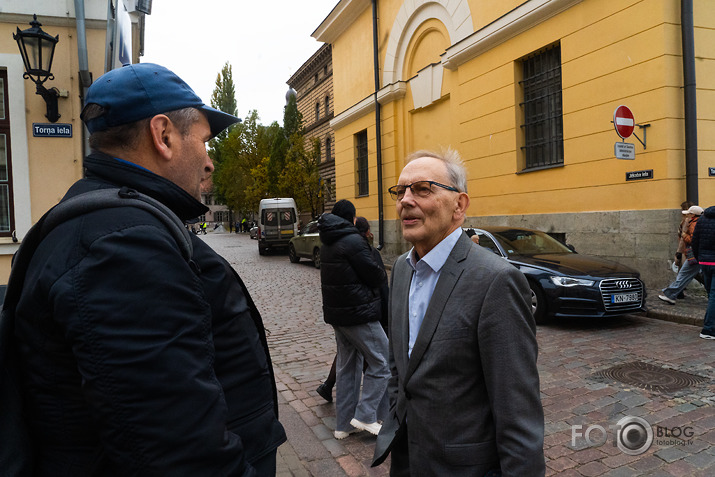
[
  {"x1": 318, "y1": 213, "x2": 359, "y2": 245},
  {"x1": 703, "y1": 205, "x2": 715, "y2": 219},
  {"x1": 514, "y1": 253, "x2": 640, "y2": 278}
]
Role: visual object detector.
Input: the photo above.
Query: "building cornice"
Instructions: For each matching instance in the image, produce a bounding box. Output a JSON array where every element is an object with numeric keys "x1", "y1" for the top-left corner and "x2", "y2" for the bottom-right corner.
[
  {"x1": 0, "y1": 12, "x2": 107, "y2": 29},
  {"x1": 331, "y1": 95, "x2": 374, "y2": 130},
  {"x1": 312, "y1": 0, "x2": 371, "y2": 44},
  {"x1": 331, "y1": 81, "x2": 407, "y2": 130},
  {"x1": 442, "y1": 0, "x2": 583, "y2": 70},
  {"x1": 287, "y1": 44, "x2": 332, "y2": 89}
]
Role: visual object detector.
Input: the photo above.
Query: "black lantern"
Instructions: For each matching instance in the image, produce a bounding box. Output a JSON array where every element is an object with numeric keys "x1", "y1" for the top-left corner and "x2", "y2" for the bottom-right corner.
[{"x1": 13, "y1": 14, "x2": 61, "y2": 122}]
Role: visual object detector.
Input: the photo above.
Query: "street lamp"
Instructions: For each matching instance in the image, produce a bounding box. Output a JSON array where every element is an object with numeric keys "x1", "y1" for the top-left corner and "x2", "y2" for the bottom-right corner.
[{"x1": 13, "y1": 14, "x2": 61, "y2": 123}]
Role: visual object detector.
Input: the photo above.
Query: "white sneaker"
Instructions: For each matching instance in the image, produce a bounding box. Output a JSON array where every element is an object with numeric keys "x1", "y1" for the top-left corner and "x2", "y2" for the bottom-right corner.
[
  {"x1": 334, "y1": 428, "x2": 359, "y2": 440},
  {"x1": 658, "y1": 294, "x2": 676, "y2": 305},
  {"x1": 350, "y1": 418, "x2": 382, "y2": 436},
  {"x1": 700, "y1": 333, "x2": 715, "y2": 340}
]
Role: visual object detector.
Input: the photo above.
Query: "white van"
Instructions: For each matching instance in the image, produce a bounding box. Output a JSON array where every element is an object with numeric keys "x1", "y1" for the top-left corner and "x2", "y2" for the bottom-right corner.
[{"x1": 257, "y1": 198, "x2": 299, "y2": 255}]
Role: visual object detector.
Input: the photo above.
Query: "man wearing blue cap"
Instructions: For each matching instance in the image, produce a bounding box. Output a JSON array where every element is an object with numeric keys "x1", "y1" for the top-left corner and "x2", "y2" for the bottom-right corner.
[{"x1": 11, "y1": 64, "x2": 286, "y2": 475}]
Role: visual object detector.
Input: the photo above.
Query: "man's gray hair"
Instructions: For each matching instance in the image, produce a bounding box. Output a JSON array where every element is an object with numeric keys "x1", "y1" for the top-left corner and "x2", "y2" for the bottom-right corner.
[{"x1": 405, "y1": 148, "x2": 468, "y2": 193}]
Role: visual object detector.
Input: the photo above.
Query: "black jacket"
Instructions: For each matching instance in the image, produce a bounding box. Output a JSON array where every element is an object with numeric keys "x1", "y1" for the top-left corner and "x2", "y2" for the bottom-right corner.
[
  {"x1": 14, "y1": 152, "x2": 285, "y2": 476},
  {"x1": 318, "y1": 213, "x2": 387, "y2": 327},
  {"x1": 693, "y1": 206, "x2": 715, "y2": 264}
]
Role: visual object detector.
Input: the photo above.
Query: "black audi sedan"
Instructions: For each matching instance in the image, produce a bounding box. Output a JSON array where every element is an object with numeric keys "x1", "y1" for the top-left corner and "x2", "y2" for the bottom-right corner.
[{"x1": 467, "y1": 227, "x2": 646, "y2": 323}]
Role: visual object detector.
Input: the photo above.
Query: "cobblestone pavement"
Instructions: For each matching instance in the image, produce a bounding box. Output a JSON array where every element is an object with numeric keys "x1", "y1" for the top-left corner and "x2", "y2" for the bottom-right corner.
[{"x1": 204, "y1": 233, "x2": 714, "y2": 476}]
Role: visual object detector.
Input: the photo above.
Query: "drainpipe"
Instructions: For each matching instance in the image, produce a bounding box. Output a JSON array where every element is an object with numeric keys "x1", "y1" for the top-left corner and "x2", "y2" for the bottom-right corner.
[
  {"x1": 681, "y1": 0, "x2": 698, "y2": 204},
  {"x1": 104, "y1": 0, "x2": 116, "y2": 73},
  {"x1": 74, "y1": 0, "x2": 92, "y2": 161},
  {"x1": 372, "y1": 0, "x2": 384, "y2": 250}
]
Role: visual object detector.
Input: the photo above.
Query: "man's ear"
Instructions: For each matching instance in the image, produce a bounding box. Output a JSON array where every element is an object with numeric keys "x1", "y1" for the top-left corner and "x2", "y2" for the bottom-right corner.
[
  {"x1": 148, "y1": 114, "x2": 176, "y2": 161},
  {"x1": 454, "y1": 192, "x2": 470, "y2": 220}
]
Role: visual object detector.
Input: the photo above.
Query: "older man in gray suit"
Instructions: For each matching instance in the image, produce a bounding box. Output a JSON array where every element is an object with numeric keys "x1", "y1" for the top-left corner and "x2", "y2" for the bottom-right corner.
[{"x1": 372, "y1": 149, "x2": 545, "y2": 476}]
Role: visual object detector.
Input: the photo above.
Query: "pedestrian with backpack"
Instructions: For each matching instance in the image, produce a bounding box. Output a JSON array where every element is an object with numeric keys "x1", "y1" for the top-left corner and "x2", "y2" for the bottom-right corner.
[{"x1": 1, "y1": 64, "x2": 285, "y2": 476}]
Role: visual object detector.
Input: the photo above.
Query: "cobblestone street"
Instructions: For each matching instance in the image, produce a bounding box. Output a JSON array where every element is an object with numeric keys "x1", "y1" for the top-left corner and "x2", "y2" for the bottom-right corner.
[{"x1": 205, "y1": 233, "x2": 715, "y2": 476}]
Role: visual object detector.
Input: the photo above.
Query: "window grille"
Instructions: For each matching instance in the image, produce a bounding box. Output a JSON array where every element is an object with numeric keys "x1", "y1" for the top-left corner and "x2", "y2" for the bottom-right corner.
[
  {"x1": 520, "y1": 45, "x2": 564, "y2": 170},
  {"x1": 356, "y1": 130, "x2": 368, "y2": 196}
]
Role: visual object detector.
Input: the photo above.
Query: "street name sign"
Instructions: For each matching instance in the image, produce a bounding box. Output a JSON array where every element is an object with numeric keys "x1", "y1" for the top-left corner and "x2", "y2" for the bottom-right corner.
[
  {"x1": 615, "y1": 142, "x2": 635, "y2": 160},
  {"x1": 33, "y1": 123, "x2": 72, "y2": 138},
  {"x1": 613, "y1": 105, "x2": 635, "y2": 139},
  {"x1": 626, "y1": 169, "x2": 653, "y2": 181}
]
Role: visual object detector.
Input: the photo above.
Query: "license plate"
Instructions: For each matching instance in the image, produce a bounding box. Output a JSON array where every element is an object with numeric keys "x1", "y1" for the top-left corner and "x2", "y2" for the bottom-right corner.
[
  {"x1": 281, "y1": 230, "x2": 294, "y2": 235},
  {"x1": 611, "y1": 292, "x2": 638, "y2": 304}
]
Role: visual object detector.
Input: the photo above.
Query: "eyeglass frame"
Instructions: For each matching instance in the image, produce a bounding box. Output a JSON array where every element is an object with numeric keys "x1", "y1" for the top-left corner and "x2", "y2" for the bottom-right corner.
[{"x1": 388, "y1": 180, "x2": 460, "y2": 200}]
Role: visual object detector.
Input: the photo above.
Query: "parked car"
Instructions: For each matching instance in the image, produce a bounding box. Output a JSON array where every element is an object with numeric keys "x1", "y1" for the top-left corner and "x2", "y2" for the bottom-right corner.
[
  {"x1": 467, "y1": 226, "x2": 646, "y2": 323},
  {"x1": 289, "y1": 220, "x2": 322, "y2": 268},
  {"x1": 249, "y1": 225, "x2": 258, "y2": 239}
]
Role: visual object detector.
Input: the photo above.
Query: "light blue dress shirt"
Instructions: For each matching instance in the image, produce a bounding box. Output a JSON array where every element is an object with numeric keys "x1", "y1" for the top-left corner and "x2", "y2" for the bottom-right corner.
[{"x1": 405, "y1": 227, "x2": 463, "y2": 357}]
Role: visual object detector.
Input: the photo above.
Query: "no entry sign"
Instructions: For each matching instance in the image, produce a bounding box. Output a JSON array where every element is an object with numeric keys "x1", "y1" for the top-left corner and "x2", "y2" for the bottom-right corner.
[{"x1": 613, "y1": 105, "x2": 635, "y2": 139}]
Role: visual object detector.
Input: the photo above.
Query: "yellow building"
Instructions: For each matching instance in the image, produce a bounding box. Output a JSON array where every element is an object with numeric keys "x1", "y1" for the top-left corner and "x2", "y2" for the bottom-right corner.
[
  {"x1": 0, "y1": 1, "x2": 147, "y2": 284},
  {"x1": 313, "y1": 0, "x2": 714, "y2": 287}
]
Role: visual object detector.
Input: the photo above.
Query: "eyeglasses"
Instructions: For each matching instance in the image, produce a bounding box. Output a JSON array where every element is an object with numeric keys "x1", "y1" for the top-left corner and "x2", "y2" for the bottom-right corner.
[{"x1": 388, "y1": 180, "x2": 459, "y2": 200}]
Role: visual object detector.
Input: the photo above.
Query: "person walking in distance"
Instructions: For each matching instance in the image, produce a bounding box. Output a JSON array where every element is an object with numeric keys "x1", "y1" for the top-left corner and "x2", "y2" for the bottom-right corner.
[
  {"x1": 692, "y1": 205, "x2": 715, "y2": 340},
  {"x1": 318, "y1": 200, "x2": 390, "y2": 439},
  {"x1": 659, "y1": 205, "x2": 704, "y2": 305}
]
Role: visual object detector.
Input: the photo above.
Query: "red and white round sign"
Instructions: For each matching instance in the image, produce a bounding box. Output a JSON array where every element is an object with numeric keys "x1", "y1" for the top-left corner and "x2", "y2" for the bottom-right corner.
[{"x1": 613, "y1": 105, "x2": 635, "y2": 139}]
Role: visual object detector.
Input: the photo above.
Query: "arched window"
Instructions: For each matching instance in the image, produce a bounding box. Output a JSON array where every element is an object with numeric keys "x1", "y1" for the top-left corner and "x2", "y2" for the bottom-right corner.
[{"x1": 325, "y1": 95, "x2": 330, "y2": 115}]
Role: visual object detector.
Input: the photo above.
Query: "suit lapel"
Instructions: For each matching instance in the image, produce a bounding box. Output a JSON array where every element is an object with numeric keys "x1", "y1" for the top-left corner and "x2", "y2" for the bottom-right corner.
[
  {"x1": 391, "y1": 255, "x2": 413, "y2": 376},
  {"x1": 404, "y1": 234, "x2": 471, "y2": 382}
]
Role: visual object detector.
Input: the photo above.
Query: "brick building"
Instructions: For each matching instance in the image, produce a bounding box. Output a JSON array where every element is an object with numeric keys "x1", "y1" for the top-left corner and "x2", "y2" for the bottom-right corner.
[{"x1": 287, "y1": 43, "x2": 335, "y2": 215}]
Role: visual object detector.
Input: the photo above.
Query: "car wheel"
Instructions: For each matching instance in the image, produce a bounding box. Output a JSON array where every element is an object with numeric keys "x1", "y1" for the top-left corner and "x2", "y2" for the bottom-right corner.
[
  {"x1": 313, "y1": 248, "x2": 321, "y2": 269},
  {"x1": 528, "y1": 281, "x2": 548, "y2": 324},
  {"x1": 258, "y1": 243, "x2": 265, "y2": 256},
  {"x1": 288, "y1": 244, "x2": 300, "y2": 263}
]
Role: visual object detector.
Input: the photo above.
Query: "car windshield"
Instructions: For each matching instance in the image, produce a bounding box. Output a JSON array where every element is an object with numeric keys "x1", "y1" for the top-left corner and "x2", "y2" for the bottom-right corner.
[{"x1": 491, "y1": 229, "x2": 573, "y2": 257}]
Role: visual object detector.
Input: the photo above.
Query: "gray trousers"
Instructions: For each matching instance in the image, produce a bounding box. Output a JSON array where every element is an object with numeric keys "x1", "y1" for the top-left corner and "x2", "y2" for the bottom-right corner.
[{"x1": 333, "y1": 322, "x2": 390, "y2": 432}]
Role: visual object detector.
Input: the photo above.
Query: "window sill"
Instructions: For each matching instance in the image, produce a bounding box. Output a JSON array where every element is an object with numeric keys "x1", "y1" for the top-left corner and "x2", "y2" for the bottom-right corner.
[{"x1": 516, "y1": 163, "x2": 564, "y2": 174}]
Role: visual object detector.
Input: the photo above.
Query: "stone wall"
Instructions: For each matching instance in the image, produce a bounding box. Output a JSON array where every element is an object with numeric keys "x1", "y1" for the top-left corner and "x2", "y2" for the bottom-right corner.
[{"x1": 374, "y1": 209, "x2": 682, "y2": 289}]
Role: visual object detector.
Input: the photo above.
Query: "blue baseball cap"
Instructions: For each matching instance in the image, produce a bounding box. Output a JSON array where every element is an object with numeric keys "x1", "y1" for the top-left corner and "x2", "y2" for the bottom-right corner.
[{"x1": 81, "y1": 63, "x2": 239, "y2": 137}]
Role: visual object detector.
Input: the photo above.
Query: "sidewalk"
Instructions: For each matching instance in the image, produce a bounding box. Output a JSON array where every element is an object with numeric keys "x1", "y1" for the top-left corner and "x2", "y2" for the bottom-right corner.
[{"x1": 644, "y1": 286, "x2": 708, "y2": 327}]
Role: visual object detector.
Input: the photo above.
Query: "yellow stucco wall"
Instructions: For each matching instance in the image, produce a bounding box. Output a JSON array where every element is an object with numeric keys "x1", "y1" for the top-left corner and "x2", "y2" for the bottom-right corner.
[
  {"x1": 328, "y1": 0, "x2": 715, "y2": 223},
  {"x1": 0, "y1": 15, "x2": 111, "y2": 283}
]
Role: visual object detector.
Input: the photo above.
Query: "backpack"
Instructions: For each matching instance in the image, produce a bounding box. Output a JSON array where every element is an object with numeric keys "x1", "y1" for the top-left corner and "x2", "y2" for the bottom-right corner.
[{"x1": 0, "y1": 187, "x2": 192, "y2": 476}]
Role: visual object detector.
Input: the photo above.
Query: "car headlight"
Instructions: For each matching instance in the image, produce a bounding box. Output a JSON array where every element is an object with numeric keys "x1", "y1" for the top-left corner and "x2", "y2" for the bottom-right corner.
[{"x1": 550, "y1": 276, "x2": 595, "y2": 287}]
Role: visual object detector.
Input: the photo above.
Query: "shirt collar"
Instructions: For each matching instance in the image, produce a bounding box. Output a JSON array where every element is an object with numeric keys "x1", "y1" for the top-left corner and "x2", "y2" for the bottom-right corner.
[{"x1": 406, "y1": 227, "x2": 463, "y2": 272}]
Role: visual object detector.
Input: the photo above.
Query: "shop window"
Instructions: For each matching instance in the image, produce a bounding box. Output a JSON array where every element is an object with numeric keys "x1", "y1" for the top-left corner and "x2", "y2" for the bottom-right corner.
[{"x1": 0, "y1": 70, "x2": 14, "y2": 236}]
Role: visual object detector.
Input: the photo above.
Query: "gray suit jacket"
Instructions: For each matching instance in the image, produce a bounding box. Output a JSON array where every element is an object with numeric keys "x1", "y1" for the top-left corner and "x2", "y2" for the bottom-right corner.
[{"x1": 373, "y1": 233, "x2": 545, "y2": 476}]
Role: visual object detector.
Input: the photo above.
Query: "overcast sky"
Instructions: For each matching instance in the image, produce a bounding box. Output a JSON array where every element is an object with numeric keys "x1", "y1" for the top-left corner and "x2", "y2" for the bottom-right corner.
[{"x1": 142, "y1": 1, "x2": 338, "y2": 126}]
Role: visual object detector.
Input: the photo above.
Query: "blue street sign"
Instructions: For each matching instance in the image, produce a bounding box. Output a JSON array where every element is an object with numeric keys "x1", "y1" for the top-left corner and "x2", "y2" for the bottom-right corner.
[{"x1": 33, "y1": 123, "x2": 72, "y2": 138}]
